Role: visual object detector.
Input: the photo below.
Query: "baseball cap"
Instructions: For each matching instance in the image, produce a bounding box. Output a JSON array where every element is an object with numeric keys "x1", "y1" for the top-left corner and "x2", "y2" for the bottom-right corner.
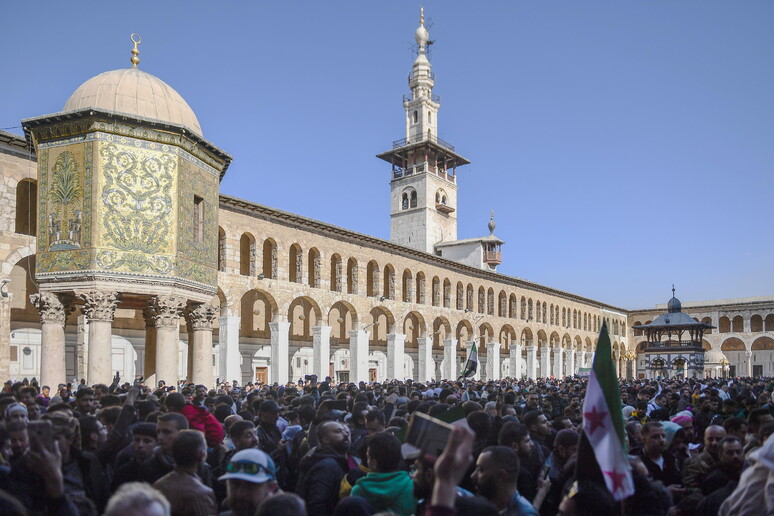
[
  {"x1": 218, "y1": 449, "x2": 276, "y2": 484},
  {"x1": 259, "y1": 400, "x2": 280, "y2": 413}
]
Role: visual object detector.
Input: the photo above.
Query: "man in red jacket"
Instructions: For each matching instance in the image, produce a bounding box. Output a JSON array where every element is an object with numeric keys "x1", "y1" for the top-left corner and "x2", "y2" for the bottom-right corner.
[{"x1": 165, "y1": 387, "x2": 224, "y2": 448}]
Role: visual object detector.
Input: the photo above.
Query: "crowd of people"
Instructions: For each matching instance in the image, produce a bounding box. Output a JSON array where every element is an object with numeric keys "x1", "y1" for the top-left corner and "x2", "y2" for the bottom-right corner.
[{"x1": 0, "y1": 372, "x2": 773, "y2": 516}]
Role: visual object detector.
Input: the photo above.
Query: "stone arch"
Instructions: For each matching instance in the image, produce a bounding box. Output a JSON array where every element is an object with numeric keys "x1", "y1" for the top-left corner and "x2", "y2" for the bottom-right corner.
[
  {"x1": 528, "y1": 299, "x2": 534, "y2": 321},
  {"x1": 701, "y1": 317, "x2": 713, "y2": 334},
  {"x1": 402, "y1": 268, "x2": 413, "y2": 303},
  {"x1": 330, "y1": 254, "x2": 342, "y2": 292},
  {"x1": 751, "y1": 336, "x2": 774, "y2": 350},
  {"x1": 369, "y1": 306, "x2": 395, "y2": 345},
  {"x1": 549, "y1": 331, "x2": 561, "y2": 347},
  {"x1": 536, "y1": 329, "x2": 548, "y2": 349},
  {"x1": 345, "y1": 257, "x2": 358, "y2": 295},
  {"x1": 718, "y1": 316, "x2": 731, "y2": 333},
  {"x1": 416, "y1": 272, "x2": 426, "y2": 304},
  {"x1": 456, "y1": 282, "x2": 464, "y2": 310},
  {"x1": 478, "y1": 322, "x2": 494, "y2": 341},
  {"x1": 767, "y1": 314, "x2": 774, "y2": 331},
  {"x1": 542, "y1": 302, "x2": 547, "y2": 324},
  {"x1": 15, "y1": 178, "x2": 37, "y2": 236},
  {"x1": 287, "y1": 296, "x2": 322, "y2": 340},
  {"x1": 487, "y1": 288, "x2": 495, "y2": 316},
  {"x1": 509, "y1": 294, "x2": 518, "y2": 319},
  {"x1": 442, "y1": 278, "x2": 451, "y2": 308},
  {"x1": 732, "y1": 315, "x2": 744, "y2": 333},
  {"x1": 477, "y1": 286, "x2": 485, "y2": 314},
  {"x1": 456, "y1": 319, "x2": 474, "y2": 343},
  {"x1": 721, "y1": 337, "x2": 746, "y2": 351},
  {"x1": 751, "y1": 314, "x2": 763, "y2": 332},
  {"x1": 574, "y1": 335, "x2": 582, "y2": 351},
  {"x1": 1, "y1": 244, "x2": 36, "y2": 276},
  {"x1": 521, "y1": 296, "x2": 527, "y2": 320},
  {"x1": 585, "y1": 337, "x2": 594, "y2": 352},
  {"x1": 432, "y1": 316, "x2": 452, "y2": 348},
  {"x1": 262, "y1": 238, "x2": 277, "y2": 279},
  {"x1": 214, "y1": 287, "x2": 229, "y2": 317},
  {"x1": 499, "y1": 324, "x2": 517, "y2": 349},
  {"x1": 288, "y1": 243, "x2": 303, "y2": 283},
  {"x1": 239, "y1": 232, "x2": 256, "y2": 276},
  {"x1": 328, "y1": 300, "x2": 358, "y2": 342},
  {"x1": 521, "y1": 327, "x2": 534, "y2": 346},
  {"x1": 431, "y1": 276, "x2": 441, "y2": 307},
  {"x1": 8, "y1": 255, "x2": 39, "y2": 324},
  {"x1": 403, "y1": 311, "x2": 426, "y2": 348},
  {"x1": 366, "y1": 260, "x2": 379, "y2": 297},
  {"x1": 240, "y1": 289, "x2": 279, "y2": 338},
  {"x1": 307, "y1": 247, "x2": 321, "y2": 288},
  {"x1": 383, "y1": 264, "x2": 395, "y2": 300},
  {"x1": 498, "y1": 291, "x2": 507, "y2": 317},
  {"x1": 466, "y1": 284, "x2": 474, "y2": 311}
]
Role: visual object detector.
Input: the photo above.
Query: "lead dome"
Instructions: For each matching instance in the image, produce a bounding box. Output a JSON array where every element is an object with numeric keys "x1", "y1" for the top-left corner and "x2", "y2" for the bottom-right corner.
[{"x1": 63, "y1": 68, "x2": 203, "y2": 137}]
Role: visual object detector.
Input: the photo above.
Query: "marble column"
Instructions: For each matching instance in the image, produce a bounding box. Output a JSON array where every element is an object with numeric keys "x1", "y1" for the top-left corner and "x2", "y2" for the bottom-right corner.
[
  {"x1": 269, "y1": 321, "x2": 291, "y2": 385},
  {"x1": 218, "y1": 315, "x2": 241, "y2": 384},
  {"x1": 553, "y1": 347, "x2": 564, "y2": 378},
  {"x1": 78, "y1": 291, "x2": 121, "y2": 386},
  {"x1": 576, "y1": 350, "x2": 584, "y2": 370},
  {"x1": 312, "y1": 325, "x2": 331, "y2": 380},
  {"x1": 566, "y1": 348, "x2": 575, "y2": 377},
  {"x1": 443, "y1": 339, "x2": 457, "y2": 380},
  {"x1": 186, "y1": 303, "x2": 217, "y2": 387},
  {"x1": 486, "y1": 342, "x2": 500, "y2": 381},
  {"x1": 31, "y1": 292, "x2": 71, "y2": 388},
  {"x1": 746, "y1": 350, "x2": 752, "y2": 377},
  {"x1": 0, "y1": 295, "x2": 11, "y2": 381},
  {"x1": 586, "y1": 351, "x2": 594, "y2": 368},
  {"x1": 510, "y1": 343, "x2": 522, "y2": 379},
  {"x1": 142, "y1": 307, "x2": 158, "y2": 387},
  {"x1": 416, "y1": 336, "x2": 432, "y2": 382},
  {"x1": 147, "y1": 295, "x2": 185, "y2": 388},
  {"x1": 388, "y1": 333, "x2": 407, "y2": 380},
  {"x1": 540, "y1": 346, "x2": 551, "y2": 379},
  {"x1": 349, "y1": 330, "x2": 369, "y2": 383},
  {"x1": 526, "y1": 346, "x2": 537, "y2": 379}
]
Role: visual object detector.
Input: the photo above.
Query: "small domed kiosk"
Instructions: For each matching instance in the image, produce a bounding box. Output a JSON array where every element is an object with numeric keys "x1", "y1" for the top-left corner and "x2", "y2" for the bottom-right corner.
[
  {"x1": 22, "y1": 35, "x2": 231, "y2": 388},
  {"x1": 632, "y1": 287, "x2": 715, "y2": 379}
]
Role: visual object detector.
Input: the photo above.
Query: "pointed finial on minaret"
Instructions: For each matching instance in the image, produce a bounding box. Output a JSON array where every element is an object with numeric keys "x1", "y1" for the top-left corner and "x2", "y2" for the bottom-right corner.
[
  {"x1": 130, "y1": 33, "x2": 142, "y2": 68},
  {"x1": 415, "y1": 7, "x2": 429, "y2": 52},
  {"x1": 488, "y1": 210, "x2": 496, "y2": 234}
]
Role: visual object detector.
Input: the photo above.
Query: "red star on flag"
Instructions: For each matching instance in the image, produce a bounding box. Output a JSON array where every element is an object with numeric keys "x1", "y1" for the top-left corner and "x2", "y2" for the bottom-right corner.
[
  {"x1": 604, "y1": 469, "x2": 628, "y2": 494},
  {"x1": 584, "y1": 405, "x2": 608, "y2": 436}
]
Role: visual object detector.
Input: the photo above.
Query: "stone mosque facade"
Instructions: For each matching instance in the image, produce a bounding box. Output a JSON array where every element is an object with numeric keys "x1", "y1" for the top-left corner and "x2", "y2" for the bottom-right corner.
[{"x1": 1, "y1": 16, "x2": 772, "y2": 388}]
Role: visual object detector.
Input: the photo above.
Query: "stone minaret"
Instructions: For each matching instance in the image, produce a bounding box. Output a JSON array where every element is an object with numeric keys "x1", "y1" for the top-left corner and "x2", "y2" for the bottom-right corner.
[{"x1": 377, "y1": 8, "x2": 470, "y2": 254}]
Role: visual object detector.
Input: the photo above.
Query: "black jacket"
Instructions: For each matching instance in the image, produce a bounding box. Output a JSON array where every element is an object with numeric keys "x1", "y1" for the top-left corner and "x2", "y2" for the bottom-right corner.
[{"x1": 294, "y1": 445, "x2": 349, "y2": 516}]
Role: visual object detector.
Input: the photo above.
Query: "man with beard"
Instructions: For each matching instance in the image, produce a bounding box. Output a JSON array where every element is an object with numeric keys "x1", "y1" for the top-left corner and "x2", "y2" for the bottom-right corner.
[
  {"x1": 540, "y1": 429, "x2": 578, "y2": 516},
  {"x1": 498, "y1": 422, "x2": 539, "y2": 502},
  {"x1": 683, "y1": 424, "x2": 727, "y2": 491},
  {"x1": 471, "y1": 445, "x2": 538, "y2": 515},
  {"x1": 697, "y1": 436, "x2": 745, "y2": 516},
  {"x1": 295, "y1": 421, "x2": 351, "y2": 516},
  {"x1": 636, "y1": 421, "x2": 681, "y2": 486},
  {"x1": 112, "y1": 423, "x2": 157, "y2": 490},
  {"x1": 218, "y1": 448, "x2": 278, "y2": 516}
]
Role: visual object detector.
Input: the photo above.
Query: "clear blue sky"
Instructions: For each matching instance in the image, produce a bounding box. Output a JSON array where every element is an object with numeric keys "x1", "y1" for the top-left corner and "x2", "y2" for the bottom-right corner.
[{"x1": 3, "y1": 1, "x2": 773, "y2": 310}]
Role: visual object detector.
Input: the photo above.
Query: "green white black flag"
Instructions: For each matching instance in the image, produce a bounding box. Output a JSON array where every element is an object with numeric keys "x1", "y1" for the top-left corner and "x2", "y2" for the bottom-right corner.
[{"x1": 460, "y1": 342, "x2": 478, "y2": 378}]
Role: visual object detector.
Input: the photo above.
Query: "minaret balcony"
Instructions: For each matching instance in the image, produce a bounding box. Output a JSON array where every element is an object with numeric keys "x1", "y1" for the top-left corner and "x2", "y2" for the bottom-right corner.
[
  {"x1": 392, "y1": 163, "x2": 457, "y2": 184},
  {"x1": 392, "y1": 133, "x2": 454, "y2": 152},
  {"x1": 436, "y1": 203, "x2": 455, "y2": 214},
  {"x1": 483, "y1": 251, "x2": 502, "y2": 265}
]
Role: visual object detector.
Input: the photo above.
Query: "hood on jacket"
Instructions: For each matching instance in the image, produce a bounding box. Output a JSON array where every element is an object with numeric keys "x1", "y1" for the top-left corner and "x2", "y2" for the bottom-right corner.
[{"x1": 351, "y1": 470, "x2": 415, "y2": 515}]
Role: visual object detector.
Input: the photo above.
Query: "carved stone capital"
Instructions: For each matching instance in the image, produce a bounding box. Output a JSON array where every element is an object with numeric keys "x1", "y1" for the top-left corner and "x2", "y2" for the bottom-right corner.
[
  {"x1": 30, "y1": 292, "x2": 72, "y2": 325},
  {"x1": 147, "y1": 295, "x2": 186, "y2": 328},
  {"x1": 77, "y1": 290, "x2": 121, "y2": 322},
  {"x1": 185, "y1": 303, "x2": 217, "y2": 331}
]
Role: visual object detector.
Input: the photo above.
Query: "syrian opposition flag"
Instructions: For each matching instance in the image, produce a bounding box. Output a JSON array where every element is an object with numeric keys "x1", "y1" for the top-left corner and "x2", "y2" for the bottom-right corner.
[
  {"x1": 459, "y1": 342, "x2": 478, "y2": 378},
  {"x1": 578, "y1": 320, "x2": 634, "y2": 500}
]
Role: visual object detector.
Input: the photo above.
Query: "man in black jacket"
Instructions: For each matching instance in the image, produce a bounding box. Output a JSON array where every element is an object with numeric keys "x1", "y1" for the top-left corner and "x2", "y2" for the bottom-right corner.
[{"x1": 295, "y1": 420, "x2": 350, "y2": 516}]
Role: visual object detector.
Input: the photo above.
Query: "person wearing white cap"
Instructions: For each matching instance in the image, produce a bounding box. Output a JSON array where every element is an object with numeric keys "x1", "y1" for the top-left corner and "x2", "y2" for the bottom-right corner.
[{"x1": 218, "y1": 448, "x2": 278, "y2": 516}]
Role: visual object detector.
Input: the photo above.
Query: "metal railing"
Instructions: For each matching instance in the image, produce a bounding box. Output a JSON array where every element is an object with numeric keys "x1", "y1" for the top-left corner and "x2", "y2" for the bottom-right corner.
[{"x1": 392, "y1": 133, "x2": 455, "y2": 152}]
